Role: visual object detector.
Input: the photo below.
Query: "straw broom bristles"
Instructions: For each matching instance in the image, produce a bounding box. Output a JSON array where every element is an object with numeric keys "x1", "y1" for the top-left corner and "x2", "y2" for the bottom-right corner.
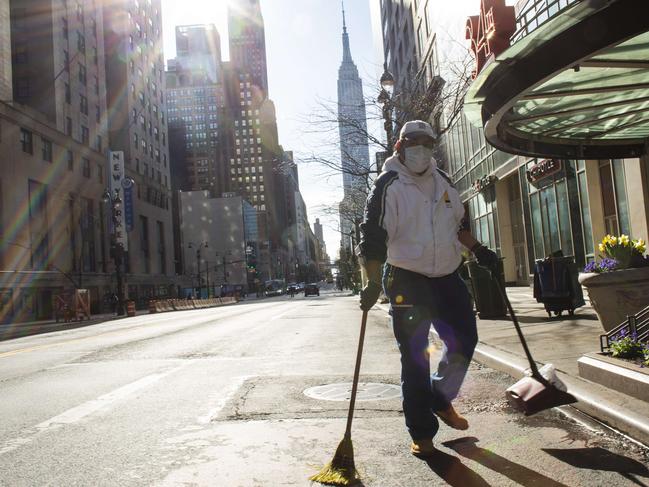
[
  {"x1": 311, "y1": 310, "x2": 369, "y2": 486},
  {"x1": 309, "y1": 434, "x2": 361, "y2": 486}
]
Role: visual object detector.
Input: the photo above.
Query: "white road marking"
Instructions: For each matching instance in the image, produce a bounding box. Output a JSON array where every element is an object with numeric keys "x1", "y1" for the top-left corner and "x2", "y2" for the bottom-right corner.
[{"x1": 0, "y1": 363, "x2": 190, "y2": 456}]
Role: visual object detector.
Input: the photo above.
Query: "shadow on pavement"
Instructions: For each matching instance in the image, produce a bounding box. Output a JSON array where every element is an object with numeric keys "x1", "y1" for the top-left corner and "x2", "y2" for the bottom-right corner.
[
  {"x1": 543, "y1": 447, "x2": 649, "y2": 486},
  {"x1": 419, "y1": 448, "x2": 490, "y2": 487},
  {"x1": 443, "y1": 437, "x2": 570, "y2": 487}
]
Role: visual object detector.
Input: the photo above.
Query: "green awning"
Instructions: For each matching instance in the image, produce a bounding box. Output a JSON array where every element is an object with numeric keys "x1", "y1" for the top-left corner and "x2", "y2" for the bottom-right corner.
[{"x1": 464, "y1": 0, "x2": 649, "y2": 159}]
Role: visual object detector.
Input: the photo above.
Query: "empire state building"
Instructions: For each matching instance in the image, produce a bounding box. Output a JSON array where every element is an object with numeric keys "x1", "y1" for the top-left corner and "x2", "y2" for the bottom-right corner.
[{"x1": 337, "y1": 5, "x2": 370, "y2": 251}]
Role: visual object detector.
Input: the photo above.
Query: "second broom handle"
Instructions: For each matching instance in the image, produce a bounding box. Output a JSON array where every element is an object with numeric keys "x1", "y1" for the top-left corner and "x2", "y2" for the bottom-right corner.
[{"x1": 345, "y1": 309, "x2": 368, "y2": 437}]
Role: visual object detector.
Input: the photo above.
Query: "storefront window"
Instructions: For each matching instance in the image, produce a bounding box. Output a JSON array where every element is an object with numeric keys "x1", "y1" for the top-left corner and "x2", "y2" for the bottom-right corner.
[
  {"x1": 469, "y1": 190, "x2": 498, "y2": 252},
  {"x1": 541, "y1": 186, "x2": 561, "y2": 254},
  {"x1": 556, "y1": 180, "x2": 573, "y2": 255},
  {"x1": 525, "y1": 160, "x2": 576, "y2": 259},
  {"x1": 530, "y1": 194, "x2": 544, "y2": 258},
  {"x1": 576, "y1": 165, "x2": 594, "y2": 259},
  {"x1": 612, "y1": 161, "x2": 630, "y2": 235},
  {"x1": 599, "y1": 160, "x2": 630, "y2": 236}
]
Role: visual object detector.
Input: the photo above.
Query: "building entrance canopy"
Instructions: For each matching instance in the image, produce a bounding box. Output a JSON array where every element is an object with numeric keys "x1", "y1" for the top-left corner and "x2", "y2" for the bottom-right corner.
[{"x1": 465, "y1": 0, "x2": 649, "y2": 159}]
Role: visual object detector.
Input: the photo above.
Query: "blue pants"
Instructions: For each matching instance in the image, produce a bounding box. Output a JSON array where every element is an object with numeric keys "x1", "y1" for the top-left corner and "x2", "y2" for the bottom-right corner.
[{"x1": 383, "y1": 265, "x2": 477, "y2": 440}]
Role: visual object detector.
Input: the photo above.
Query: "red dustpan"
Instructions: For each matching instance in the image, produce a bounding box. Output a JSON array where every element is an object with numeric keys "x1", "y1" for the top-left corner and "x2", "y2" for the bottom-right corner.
[{"x1": 492, "y1": 274, "x2": 577, "y2": 415}]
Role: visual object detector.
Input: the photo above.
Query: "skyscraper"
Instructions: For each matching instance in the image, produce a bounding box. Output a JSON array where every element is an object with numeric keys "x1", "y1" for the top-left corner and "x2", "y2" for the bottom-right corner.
[
  {"x1": 337, "y1": 4, "x2": 370, "y2": 251},
  {"x1": 173, "y1": 24, "x2": 221, "y2": 84},
  {"x1": 102, "y1": 0, "x2": 175, "y2": 288},
  {"x1": 166, "y1": 24, "x2": 225, "y2": 194},
  {"x1": 225, "y1": 0, "x2": 284, "y2": 281},
  {"x1": 228, "y1": 0, "x2": 268, "y2": 97}
]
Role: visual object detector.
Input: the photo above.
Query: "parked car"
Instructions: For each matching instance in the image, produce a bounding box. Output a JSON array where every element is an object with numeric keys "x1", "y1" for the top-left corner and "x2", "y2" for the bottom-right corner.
[{"x1": 304, "y1": 283, "x2": 320, "y2": 297}]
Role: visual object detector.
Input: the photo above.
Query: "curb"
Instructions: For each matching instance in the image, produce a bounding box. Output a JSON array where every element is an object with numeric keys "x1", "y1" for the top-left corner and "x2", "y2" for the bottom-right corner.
[
  {"x1": 474, "y1": 343, "x2": 649, "y2": 446},
  {"x1": 375, "y1": 302, "x2": 649, "y2": 446}
]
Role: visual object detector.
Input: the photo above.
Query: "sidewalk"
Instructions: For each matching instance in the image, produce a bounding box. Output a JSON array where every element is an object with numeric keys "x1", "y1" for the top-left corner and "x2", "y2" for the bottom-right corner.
[{"x1": 378, "y1": 286, "x2": 649, "y2": 445}]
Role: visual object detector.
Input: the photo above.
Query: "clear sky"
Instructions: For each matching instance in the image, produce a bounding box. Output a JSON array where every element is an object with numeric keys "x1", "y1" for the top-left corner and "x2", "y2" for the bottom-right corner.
[{"x1": 161, "y1": 0, "x2": 383, "y2": 260}]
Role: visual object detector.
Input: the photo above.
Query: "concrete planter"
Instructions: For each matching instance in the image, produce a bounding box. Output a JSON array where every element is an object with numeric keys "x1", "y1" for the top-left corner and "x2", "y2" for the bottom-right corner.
[
  {"x1": 578, "y1": 353, "x2": 649, "y2": 403},
  {"x1": 578, "y1": 267, "x2": 649, "y2": 332}
]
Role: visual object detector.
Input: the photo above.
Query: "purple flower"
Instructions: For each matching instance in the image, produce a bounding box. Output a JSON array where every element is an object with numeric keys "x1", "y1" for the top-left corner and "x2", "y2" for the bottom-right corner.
[
  {"x1": 583, "y1": 261, "x2": 598, "y2": 273},
  {"x1": 599, "y1": 258, "x2": 619, "y2": 272}
]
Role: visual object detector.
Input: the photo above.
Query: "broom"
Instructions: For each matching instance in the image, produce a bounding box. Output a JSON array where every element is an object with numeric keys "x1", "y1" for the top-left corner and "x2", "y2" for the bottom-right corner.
[
  {"x1": 310, "y1": 310, "x2": 368, "y2": 486},
  {"x1": 491, "y1": 271, "x2": 577, "y2": 415}
]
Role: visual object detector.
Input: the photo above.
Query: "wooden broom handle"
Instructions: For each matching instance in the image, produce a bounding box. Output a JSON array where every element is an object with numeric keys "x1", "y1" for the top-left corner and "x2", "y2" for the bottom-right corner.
[
  {"x1": 344, "y1": 309, "x2": 368, "y2": 437},
  {"x1": 493, "y1": 274, "x2": 543, "y2": 380}
]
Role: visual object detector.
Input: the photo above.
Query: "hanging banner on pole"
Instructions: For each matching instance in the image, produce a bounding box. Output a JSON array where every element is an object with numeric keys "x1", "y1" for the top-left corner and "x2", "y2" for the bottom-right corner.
[{"x1": 108, "y1": 151, "x2": 128, "y2": 249}]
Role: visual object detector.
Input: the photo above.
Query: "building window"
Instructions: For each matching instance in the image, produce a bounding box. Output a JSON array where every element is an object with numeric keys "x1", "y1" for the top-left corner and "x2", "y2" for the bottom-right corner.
[
  {"x1": 157, "y1": 220, "x2": 166, "y2": 274},
  {"x1": 95, "y1": 135, "x2": 102, "y2": 152},
  {"x1": 41, "y1": 138, "x2": 53, "y2": 162},
  {"x1": 28, "y1": 179, "x2": 49, "y2": 270},
  {"x1": 67, "y1": 150, "x2": 74, "y2": 171},
  {"x1": 62, "y1": 18, "x2": 68, "y2": 39},
  {"x1": 97, "y1": 164, "x2": 103, "y2": 183},
  {"x1": 63, "y1": 50, "x2": 70, "y2": 71},
  {"x1": 80, "y1": 198, "x2": 97, "y2": 273},
  {"x1": 80, "y1": 95, "x2": 88, "y2": 115},
  {"x1": 95, "y1": 105, "x2": 100, "y2": 123},
  {"x1": 82, "y1": 157, "x2": 90, "y2": 178},
  {"x1": 599, "y1": 160, "x2": 630, "y2": 236},
  {"x1": 140, "y1": 215, "x2": 150, "y2": 273},
  {"x1": 20, "y1": 128, "x2": 33, "y2": 154},
  {"x1": 65, "y1": 117, "x2": 72, "y2": 136},
  {"x1": 77, "y1": 31, "x2": 85, "y2": 53},
  {"x1": 81, "y1": 125, "x2": 89, "y2": 145},
  {"x1": 79, "y1": 64, "x2": 87, "y2": 85},
  {"x1": 65, "y1": 83, "x2": 71, "y2": 104}
]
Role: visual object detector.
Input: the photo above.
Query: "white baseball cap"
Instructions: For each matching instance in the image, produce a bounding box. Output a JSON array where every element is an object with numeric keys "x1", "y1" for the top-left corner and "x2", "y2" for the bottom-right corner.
[{"x1": 399, "y1": 120, "x2": 435, "y2": 140}]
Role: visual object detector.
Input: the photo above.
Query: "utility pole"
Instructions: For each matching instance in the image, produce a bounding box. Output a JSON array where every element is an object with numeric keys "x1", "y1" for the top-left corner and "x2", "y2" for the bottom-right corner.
[{"x1": 206, "y1": 262, "x2": 210, "y2": 298}]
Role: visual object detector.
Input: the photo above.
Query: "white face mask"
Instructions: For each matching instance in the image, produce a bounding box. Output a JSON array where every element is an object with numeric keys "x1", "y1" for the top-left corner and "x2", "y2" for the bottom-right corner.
[{"x1": 403, "y1": 145, "x2": 433, "y2": 174}]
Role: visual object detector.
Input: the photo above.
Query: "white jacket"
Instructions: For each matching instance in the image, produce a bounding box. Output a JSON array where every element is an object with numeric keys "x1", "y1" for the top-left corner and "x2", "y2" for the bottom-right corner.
[{"x1": 358, "y1": 155, "x2": 466, "y2": 278}]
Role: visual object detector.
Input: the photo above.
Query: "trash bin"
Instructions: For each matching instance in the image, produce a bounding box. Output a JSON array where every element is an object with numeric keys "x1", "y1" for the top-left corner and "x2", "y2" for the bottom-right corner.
[
  {"x1": 126, "y1": 300, "x2": 136, "y2": 317},
  {"x1": 533, "y1": 255, "x2": 585, "y2": 318},
  {"x1": 465, "y1": 258, "x2": 507, "y2": 319}
]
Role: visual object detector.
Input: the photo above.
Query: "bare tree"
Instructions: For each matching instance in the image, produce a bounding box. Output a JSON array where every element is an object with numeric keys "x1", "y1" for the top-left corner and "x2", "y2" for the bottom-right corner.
[{"x1": 298, "y1": 49, "x2": 473, "y2": 182}]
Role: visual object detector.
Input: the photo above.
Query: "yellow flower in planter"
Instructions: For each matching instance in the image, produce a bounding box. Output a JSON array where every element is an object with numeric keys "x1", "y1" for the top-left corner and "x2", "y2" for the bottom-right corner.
[{"x1": 597, "y1": 234, "x2": 647, "y2": 269}]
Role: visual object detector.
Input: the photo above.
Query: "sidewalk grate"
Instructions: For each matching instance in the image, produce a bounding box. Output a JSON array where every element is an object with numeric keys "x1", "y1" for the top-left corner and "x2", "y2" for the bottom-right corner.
[{"x1": 304, "y1": 382, "x2": 401, "y2": 402}]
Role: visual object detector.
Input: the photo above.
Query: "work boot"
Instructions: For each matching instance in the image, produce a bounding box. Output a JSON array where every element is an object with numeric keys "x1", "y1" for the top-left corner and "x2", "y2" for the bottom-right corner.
[
  {"x1": 410, "y1": 438, "x2": 436, "y2": 458},
  {"x1": 435, "y1": 404, "x2": 469, "y2": 430}
]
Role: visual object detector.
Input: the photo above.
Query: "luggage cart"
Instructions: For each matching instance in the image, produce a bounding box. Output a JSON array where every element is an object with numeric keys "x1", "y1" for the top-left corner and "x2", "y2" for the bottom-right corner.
[{"x1": 533, "y1": 255, "x2": 585, "y2": 318}]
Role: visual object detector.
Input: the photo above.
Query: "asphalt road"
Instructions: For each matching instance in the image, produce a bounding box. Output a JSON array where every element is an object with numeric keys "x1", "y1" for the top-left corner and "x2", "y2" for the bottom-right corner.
[{"x1": 0, "y1": 290, "x2": 647, "y2": 486}]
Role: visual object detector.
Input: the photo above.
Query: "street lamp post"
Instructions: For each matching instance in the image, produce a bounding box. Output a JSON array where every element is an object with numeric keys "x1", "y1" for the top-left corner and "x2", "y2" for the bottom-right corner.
[
  {"x1": 102, "y1": 188, "x2": 126, "y2": 316},
  {"x1": 188, "y1": 241, "x2": 208, "y2": 298},
  {"x1": 378, "y1": 62, "x2": 396, "y2": 172}
]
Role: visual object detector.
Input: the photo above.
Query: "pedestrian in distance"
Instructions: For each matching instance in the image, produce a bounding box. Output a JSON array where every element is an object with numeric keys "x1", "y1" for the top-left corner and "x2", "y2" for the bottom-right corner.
[
  {"x1": 357, "y1": 120, "x2": 499, "y2": 458},
  {"x1": 110, "y1": 293, "x2": 118, "y2": 315}
]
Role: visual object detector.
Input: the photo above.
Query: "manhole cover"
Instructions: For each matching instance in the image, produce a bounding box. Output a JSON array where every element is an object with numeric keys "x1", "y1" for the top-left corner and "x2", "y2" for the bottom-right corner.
[{"x1": 304, "y1": 382, "x2": 401, "y2": 402}]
